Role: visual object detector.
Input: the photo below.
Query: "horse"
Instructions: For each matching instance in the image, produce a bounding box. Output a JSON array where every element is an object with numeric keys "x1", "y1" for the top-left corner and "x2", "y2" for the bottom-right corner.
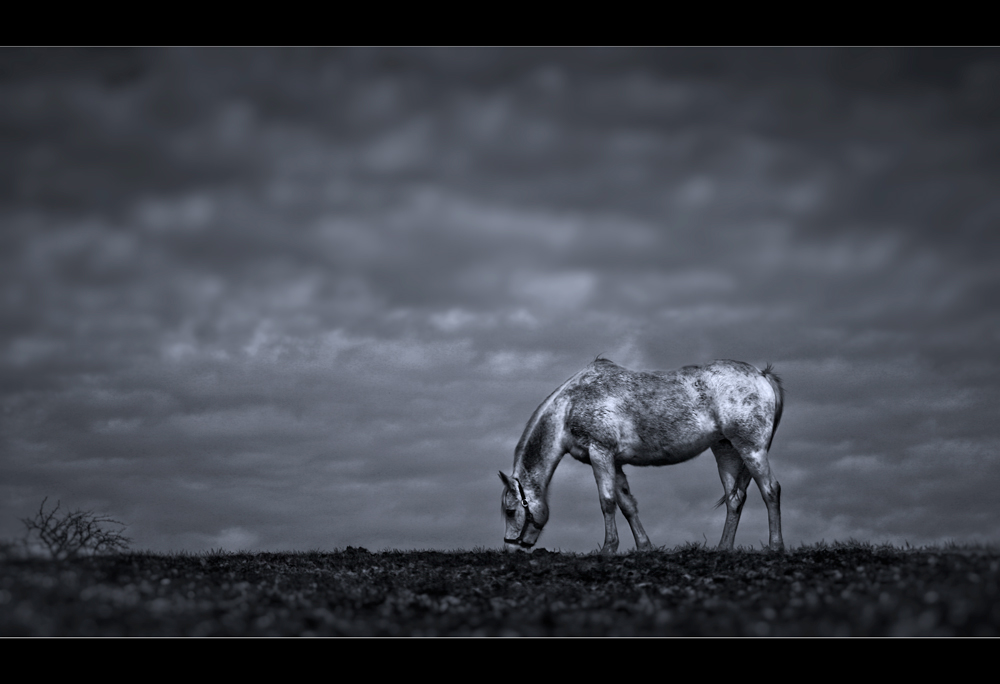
[{"x1": 499, "y1": 357, "x2": 785, "y2": 554}]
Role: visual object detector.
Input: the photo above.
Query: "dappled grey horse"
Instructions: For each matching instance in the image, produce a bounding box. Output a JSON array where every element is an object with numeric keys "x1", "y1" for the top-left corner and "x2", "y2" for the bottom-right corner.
[{"x1": 500, "y1": 358, "x2": 785, "y2": 553}]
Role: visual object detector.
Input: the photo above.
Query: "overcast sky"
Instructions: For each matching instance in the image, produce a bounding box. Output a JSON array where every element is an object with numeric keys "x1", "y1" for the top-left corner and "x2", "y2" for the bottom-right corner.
[{"x1": 2, "y1": 48, "x2": 999, "y2": 553}]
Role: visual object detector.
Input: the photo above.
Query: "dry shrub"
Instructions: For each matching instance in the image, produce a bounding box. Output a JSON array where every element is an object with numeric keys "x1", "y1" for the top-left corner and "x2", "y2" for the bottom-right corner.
[{"x1": 21, "y1": 497, "x2": 131, "y2": 560}]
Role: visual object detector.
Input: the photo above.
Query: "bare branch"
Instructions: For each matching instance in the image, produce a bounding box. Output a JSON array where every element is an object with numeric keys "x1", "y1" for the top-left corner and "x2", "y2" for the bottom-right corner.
[{"x1": 21, "y1": 497, "x2": 131, "y2": 560}]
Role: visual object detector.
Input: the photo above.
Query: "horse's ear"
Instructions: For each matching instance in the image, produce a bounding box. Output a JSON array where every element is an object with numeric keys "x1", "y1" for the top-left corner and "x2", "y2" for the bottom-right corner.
[{"x1": 498, "y1": 471, "x2": 512, "y2": 488}]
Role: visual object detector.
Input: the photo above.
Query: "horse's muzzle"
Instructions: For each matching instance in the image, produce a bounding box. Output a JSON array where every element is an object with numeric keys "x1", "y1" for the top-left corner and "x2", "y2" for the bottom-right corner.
[
  {"x1": 504, "y1": 540, "x2": 535, "y2": 552},
  {"x1": 504, "y1": 537, "x2": 535, "y2": 550}
]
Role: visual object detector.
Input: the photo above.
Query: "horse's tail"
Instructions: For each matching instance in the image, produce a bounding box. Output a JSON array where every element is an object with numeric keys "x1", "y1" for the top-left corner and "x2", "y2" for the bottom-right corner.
[{"x1": 761, "y1": 363, "x2": 784, "y2": 452}]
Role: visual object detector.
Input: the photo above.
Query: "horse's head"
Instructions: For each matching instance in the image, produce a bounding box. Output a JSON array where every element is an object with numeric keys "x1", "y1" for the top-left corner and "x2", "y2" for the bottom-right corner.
[{"x1": 499, "y1": 471, "x2": 547, "y2": 551}]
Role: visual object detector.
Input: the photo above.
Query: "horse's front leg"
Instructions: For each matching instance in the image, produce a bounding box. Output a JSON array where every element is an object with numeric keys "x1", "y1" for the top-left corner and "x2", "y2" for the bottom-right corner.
[
  {"x1": 589, "y1": 447, "x2": 619, "y2": 554},
  {"x1": 615, "y1": 465, "x2": 652, "y2": 551}
]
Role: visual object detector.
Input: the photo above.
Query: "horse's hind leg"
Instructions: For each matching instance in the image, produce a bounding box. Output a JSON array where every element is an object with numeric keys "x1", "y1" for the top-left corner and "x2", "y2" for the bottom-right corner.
[
  {"x1": 740, "y1": 448, "x2": 783, "y2": 552},
  {"x1": 712, "y1": 440, "x2": 752, "y2": 550},
  {"x1": 614, "y1": 465, "x2": 652, "y2": 551}
]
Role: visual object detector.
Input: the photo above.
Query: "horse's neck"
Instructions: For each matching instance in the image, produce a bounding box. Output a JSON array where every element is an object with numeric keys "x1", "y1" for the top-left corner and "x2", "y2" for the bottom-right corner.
[
  {"x1": 514, "y1": 448, "x2": 564, "y2": 502},
  {"x1": 514, "y1": 398, "x2": 570, "y2": 501}
]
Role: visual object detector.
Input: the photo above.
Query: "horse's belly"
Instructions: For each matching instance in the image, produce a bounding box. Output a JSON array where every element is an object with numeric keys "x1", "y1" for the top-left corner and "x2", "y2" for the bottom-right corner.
[
  {"x1": 621, "y1": 447, "x2": 704, "y2": 466},
  {"x1": 620, "y1": 434, "x2": 719, "y2": 466}
]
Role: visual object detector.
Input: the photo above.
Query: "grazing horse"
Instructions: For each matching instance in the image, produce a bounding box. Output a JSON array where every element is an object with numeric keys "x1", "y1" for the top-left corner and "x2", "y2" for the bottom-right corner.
[{"x1": 500, "y1": 358, "x2": 785, "y2": 554}]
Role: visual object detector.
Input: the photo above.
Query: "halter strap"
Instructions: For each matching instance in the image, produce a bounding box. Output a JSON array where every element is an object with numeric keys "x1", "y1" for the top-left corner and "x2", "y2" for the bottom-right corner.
[{"x1": 504, "y1": 478, "x2": 536, "y2": 548}]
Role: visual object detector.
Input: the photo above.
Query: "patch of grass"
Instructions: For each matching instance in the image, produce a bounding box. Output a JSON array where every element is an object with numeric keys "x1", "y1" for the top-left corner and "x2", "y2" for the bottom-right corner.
[{"x1": 1, "y1": 543, "x2": 997, "y2": 636}]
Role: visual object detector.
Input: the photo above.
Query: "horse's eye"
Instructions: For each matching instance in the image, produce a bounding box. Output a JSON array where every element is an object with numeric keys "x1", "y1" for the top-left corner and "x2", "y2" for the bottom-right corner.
[{"x1": 505, "y1": 509, "x2": 516, "y2": 518}]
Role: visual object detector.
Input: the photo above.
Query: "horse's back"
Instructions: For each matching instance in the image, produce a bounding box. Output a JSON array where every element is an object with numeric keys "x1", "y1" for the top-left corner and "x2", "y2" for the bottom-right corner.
[{"x1": 559, "y1": 359, "x2": 777, "y2": 464}]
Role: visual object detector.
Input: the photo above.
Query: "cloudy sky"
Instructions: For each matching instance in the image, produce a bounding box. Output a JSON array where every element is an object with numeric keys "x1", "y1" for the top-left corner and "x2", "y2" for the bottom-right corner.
[{"x1": 2, "y1": 48, "x2": 999, "y2": 553}]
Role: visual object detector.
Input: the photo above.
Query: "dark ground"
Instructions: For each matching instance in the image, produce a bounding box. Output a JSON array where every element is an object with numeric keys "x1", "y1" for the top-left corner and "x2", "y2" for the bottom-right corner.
[{"x1": 2, "y1": 542, "x2": 997, "y2": 636}]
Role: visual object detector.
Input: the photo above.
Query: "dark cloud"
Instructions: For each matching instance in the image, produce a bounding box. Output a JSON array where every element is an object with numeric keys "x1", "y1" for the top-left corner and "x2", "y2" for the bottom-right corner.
[{"x1": 2, "y1": 48, "x2": 999, "y2": 551}]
